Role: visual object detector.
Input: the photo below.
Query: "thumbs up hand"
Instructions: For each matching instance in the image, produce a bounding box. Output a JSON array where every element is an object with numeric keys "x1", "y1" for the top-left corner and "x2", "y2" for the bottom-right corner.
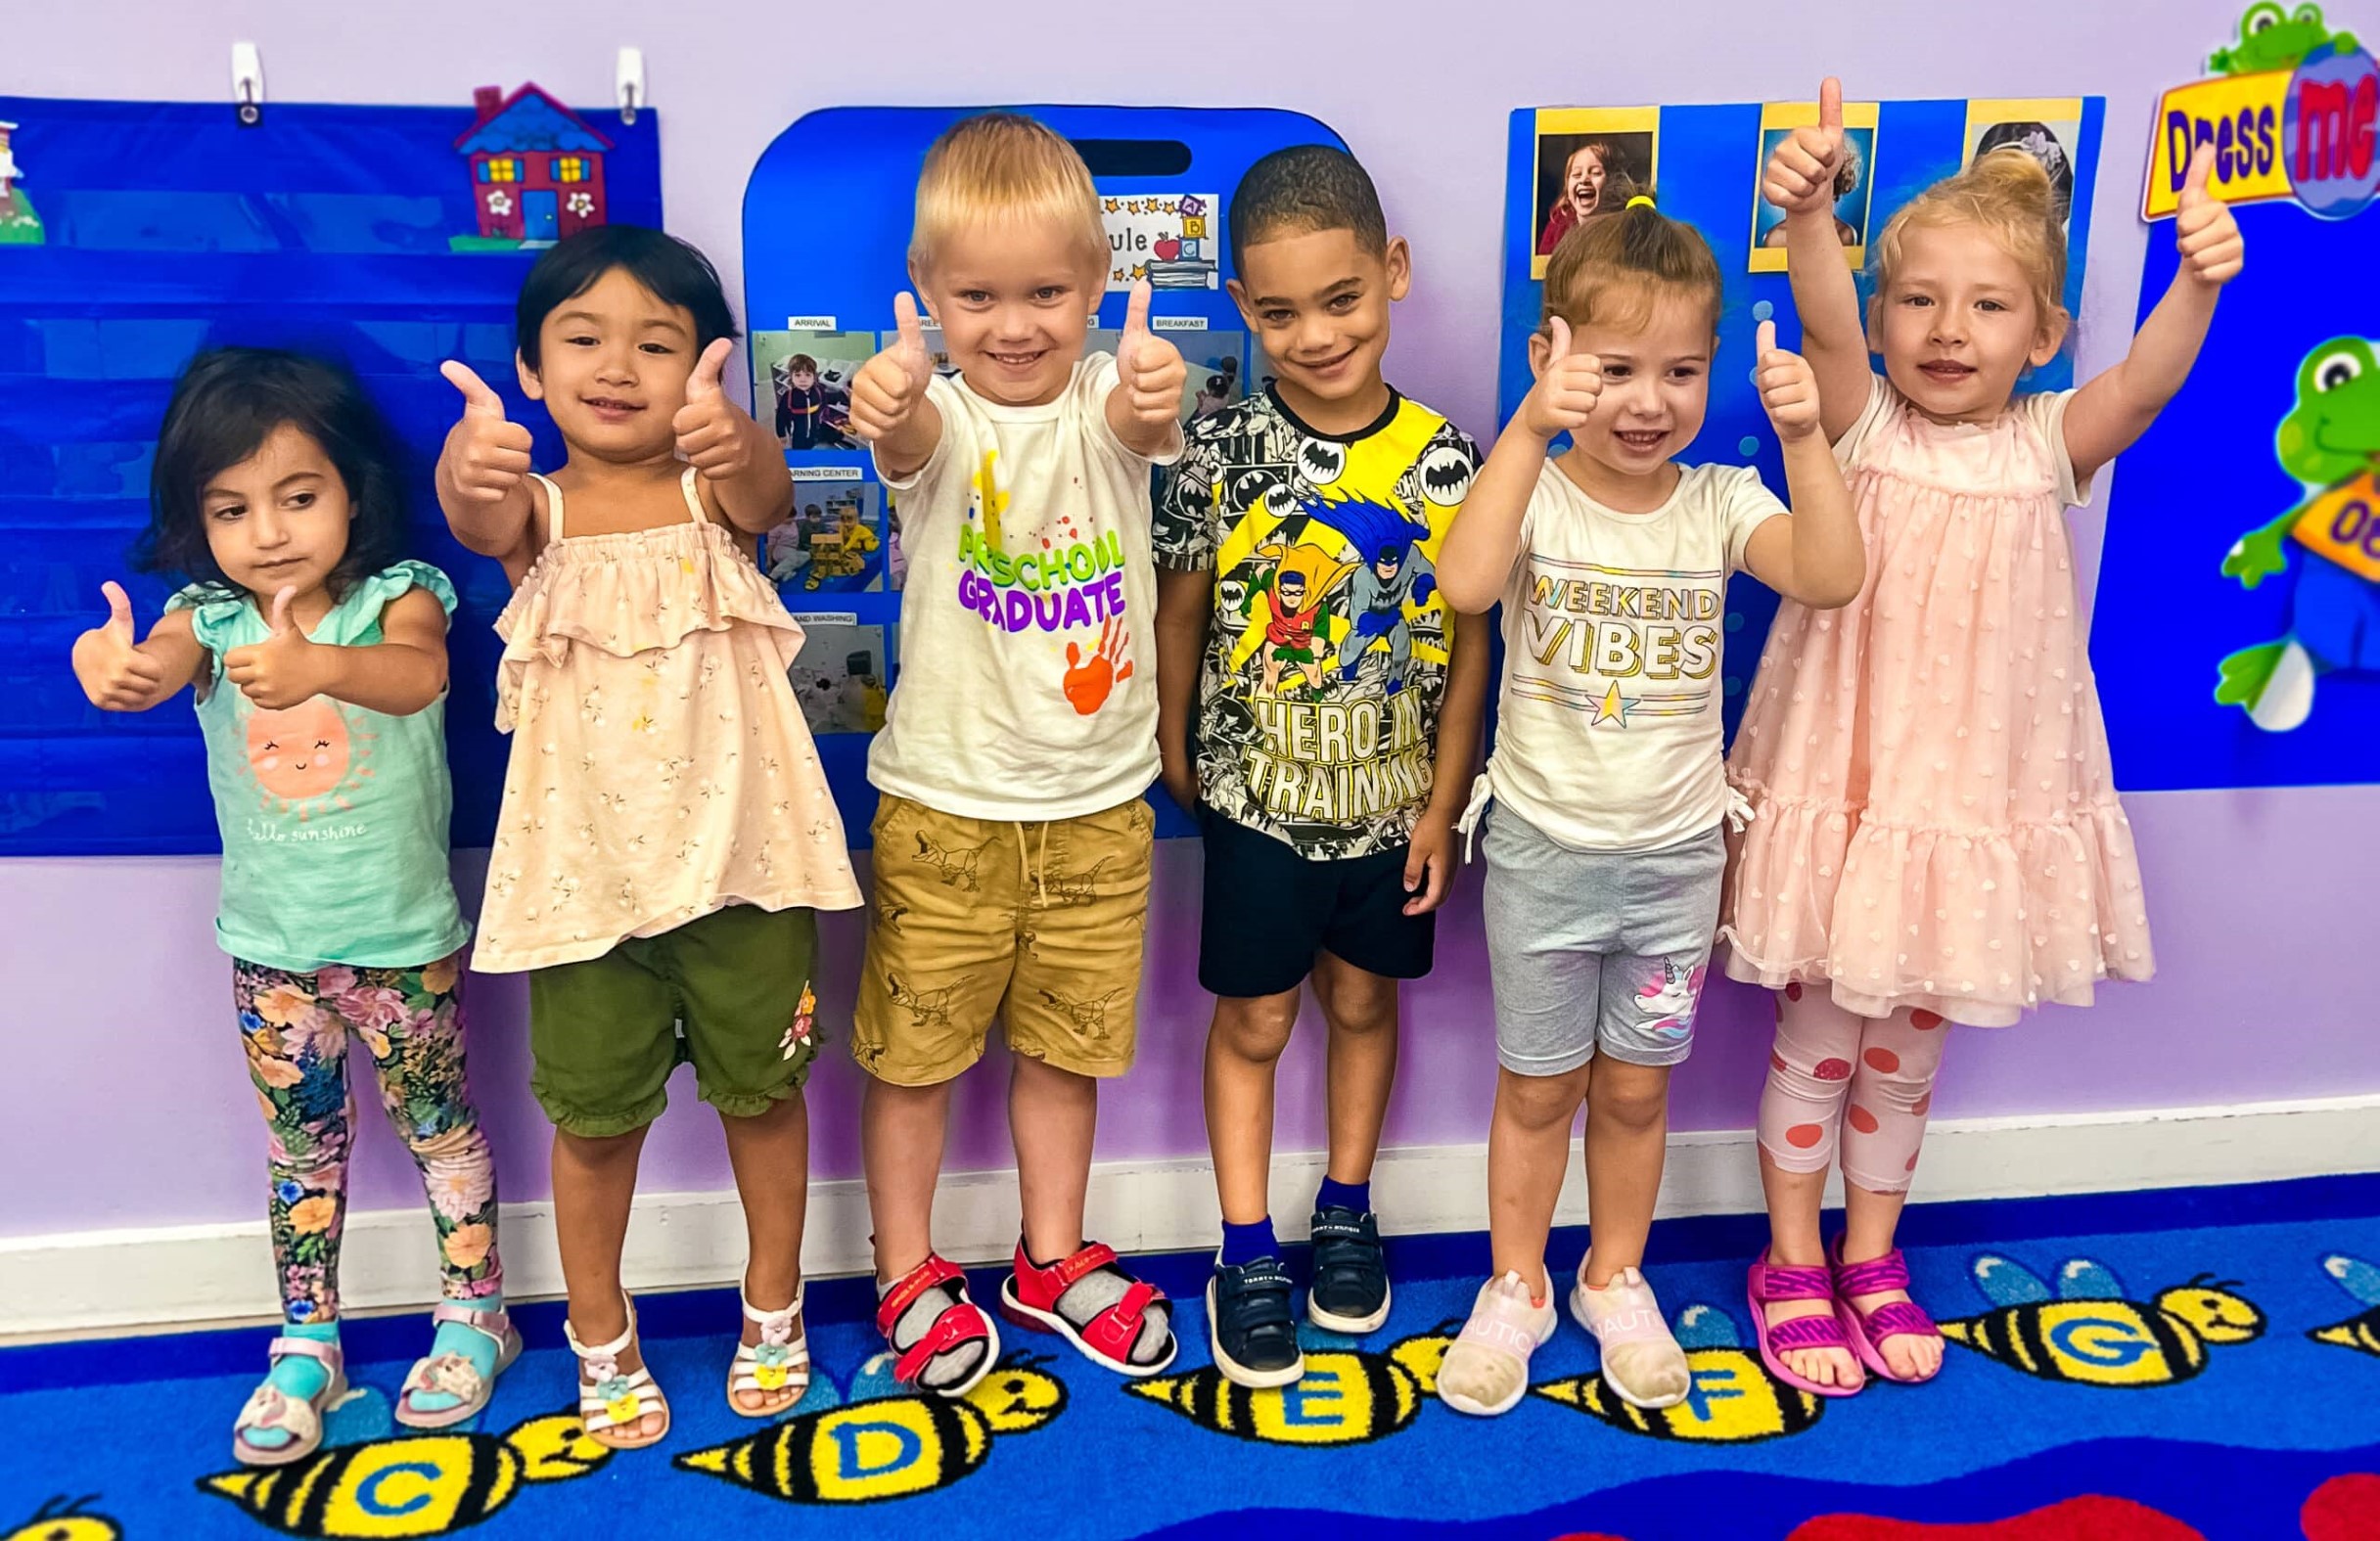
[
  {"x1": 850, "y1": 293, "x2": 937, "y2": 443},
  {"x1": 1522, "y1": 316, "x2": 1605, "y2": 439},
  {"x1": 222, "y1": 586, "x2": 329, "y2": 709},
  {"x1": 1754, "y1": 319, "x2": 1822, "y2": 442},
  {"x1": 2175, "y1": 143, "x2": 2245, "y2": 287},
  {"x1": 72, "y1": 581, "x2": 171, "y2": 709},
  {"x1": 673, "y1": 338, "x2": 750, "y2": 480},
  {"x1": 437, "y1": 361, "x2": 534, "y2": 504},
  {"x1": 1115, "y1": 281, "x2": 1186, "y2": 432},
  {"x1": 1764, "y1": 77, "x2": 1847, "y2": 217}
]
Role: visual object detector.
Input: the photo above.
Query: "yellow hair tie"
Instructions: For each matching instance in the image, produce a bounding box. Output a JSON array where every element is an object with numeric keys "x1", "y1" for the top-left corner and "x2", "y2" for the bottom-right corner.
[{"x1": 1626, "y1": 195, "x2": 1656, "y2": 210}]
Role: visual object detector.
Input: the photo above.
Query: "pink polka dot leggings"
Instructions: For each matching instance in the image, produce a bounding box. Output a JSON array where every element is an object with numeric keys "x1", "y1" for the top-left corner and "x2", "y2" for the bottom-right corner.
[{"x1": 1757, "y1": 986, "x2": 1949, "y2": 1195}]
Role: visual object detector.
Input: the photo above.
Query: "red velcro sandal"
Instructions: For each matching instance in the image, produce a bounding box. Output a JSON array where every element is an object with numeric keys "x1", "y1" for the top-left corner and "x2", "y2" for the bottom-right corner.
[
  {"x1": 875, "y1": 1252, "x2": 998, "y2": 1399},
  {"x1": 998, "y1": 1238, "x2": 1176, "y2": 1378}
]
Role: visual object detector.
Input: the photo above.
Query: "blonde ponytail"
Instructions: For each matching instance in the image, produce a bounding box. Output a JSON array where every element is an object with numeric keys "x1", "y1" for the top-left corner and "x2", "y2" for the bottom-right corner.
[{"x1": 1872, "y1": 146, "x2": 2068, "y2": 326}]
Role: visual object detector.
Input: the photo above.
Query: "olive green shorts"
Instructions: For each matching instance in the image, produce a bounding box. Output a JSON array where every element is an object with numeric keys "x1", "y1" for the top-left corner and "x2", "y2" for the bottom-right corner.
[{"x1": 527, "y1": 903, "x2": 821, "y2": 1137}]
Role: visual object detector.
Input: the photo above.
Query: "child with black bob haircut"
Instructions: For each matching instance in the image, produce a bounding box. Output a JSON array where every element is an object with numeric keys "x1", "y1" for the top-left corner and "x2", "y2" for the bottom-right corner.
[{"x1": 435, "y1": 224, "x2": 861, "y2": 1449}]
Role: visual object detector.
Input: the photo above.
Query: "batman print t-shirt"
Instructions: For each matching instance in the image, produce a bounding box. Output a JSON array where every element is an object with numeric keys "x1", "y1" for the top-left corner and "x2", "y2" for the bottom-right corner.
[{"x1": 1155, "y1": 387, "x2": 1480, "y2": 860}]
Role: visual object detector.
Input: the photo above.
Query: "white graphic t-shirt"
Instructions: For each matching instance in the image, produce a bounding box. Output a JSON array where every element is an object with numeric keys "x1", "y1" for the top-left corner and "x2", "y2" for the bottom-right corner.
[
  {"x1": 1486, "y1": 457, "x2": 1783, "y2": 852},
  {"x1": 871, "y1": 353, "x2": 1181, "y2": 821}
]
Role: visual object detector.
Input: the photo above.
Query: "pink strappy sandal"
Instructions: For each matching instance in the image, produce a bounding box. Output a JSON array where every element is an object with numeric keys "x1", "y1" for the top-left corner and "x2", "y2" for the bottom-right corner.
[
  {"x1": 1831, "y1": 1240, "x2": 1944, "y2": 1384},
  {"x1": 1748, "y1": 1248, "x2": 1865, "y2": 1398}
]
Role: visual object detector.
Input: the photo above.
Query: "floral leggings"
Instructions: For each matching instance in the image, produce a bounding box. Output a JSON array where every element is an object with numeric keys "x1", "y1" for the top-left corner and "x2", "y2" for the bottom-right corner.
[{"x1": 236, "y1": 953, "x2": 502, "y2": 1324}]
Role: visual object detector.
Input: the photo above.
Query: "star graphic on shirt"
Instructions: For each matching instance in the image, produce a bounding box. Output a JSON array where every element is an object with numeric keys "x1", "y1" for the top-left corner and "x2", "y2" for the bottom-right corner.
[{"x1": 1589, "y1": 681, "x2": 1636, "y2": 728}]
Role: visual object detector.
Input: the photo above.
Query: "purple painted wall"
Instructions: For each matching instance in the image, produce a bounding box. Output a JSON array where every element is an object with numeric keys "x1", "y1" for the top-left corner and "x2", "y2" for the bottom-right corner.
[{"x1": 4, "y1": 0, "x2": 2370, "y2": 1238}]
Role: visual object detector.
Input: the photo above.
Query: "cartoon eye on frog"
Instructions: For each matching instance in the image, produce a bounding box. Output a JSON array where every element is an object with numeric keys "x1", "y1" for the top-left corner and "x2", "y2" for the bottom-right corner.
[
  {"x1": 2215, "y1": 338, "x2": 2380, "y2": 730},
  {"x1": 2210, "y1": 2, "x2": 2357, "y2": 73}
]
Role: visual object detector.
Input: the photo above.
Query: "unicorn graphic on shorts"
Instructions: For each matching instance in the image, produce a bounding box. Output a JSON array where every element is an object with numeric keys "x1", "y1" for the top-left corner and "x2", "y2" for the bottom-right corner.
[{"x1": 1637, "y1": 960, "x2": 1707, "y2": 1040}]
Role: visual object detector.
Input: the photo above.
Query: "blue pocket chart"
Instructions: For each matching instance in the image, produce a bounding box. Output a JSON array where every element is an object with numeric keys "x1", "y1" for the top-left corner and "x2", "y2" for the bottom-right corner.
[
  {"x1": 741, "y1": 105, "x2": 1346, "y2": 841},
  {"x1": 0, "y1": 93, "x2": 664, "y2": 854},
  {"x1": 1498, "y1": 97, "x2": 2104, "y2": 741}
]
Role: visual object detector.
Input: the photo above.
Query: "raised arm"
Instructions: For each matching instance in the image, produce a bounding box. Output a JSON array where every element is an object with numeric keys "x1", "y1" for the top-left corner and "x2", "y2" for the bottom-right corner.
[
  {"x1": 676, "y1": 339, "x2": 795, "y2": 534},
  {"x1": 435, "y1": 361, "x2": 538, "y2": 569},
  {"x1": 1765, "y1": 77, "x2": 1871, "y2": 440},
  {"x1": 1739, "y1": 322, "x2": 1866, "y2": 609},
  {"x1": 1105, "y1": 281, "x2": 1189, "y2": 461},
  {"x1": 1439, "y1": 319, "x2": 1602, "y2": 612},
  {"x1": 849, "y1": 292, "x2": 944, "y2": 480},
  {"x1": 2061, "y1": 144, "x2": 2243, "y2": 484},
  {"x1": 70, "y1": 583, "x2": 205, "y2": 711},
  {"x1": 221, "y1": 584, "x2": 449, "y2": 716}
]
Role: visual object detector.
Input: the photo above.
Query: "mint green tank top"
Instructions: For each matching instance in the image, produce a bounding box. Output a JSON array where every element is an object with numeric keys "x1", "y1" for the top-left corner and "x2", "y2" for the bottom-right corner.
[{"x1": 169, "y1": 561, "x2": 471, "y2": 972}]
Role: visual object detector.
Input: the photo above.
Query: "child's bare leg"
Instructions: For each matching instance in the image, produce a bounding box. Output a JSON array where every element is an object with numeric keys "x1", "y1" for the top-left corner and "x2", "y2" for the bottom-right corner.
[
  {"x1": 1487, "y1": 1064, "x2": 1586, "y2": 1291},
  {"x1": 1579, "y1": 1061, "x2": 1671, "y2": 1286},
  {"x1": 1206, "y1": 990, "x2": 1302, "y2": 1230},
  {"x1": 1436, "y1": 1064, "x2": 1583, "y2": 1413},
  {"x1": 1012, "y1": 1052, "x2": 1096, "y2": 1262},
  {"x1": 861, "y1": 1074, "x2": 951, "y2": 1279},
  {"x1": 720, "y1": 1093, "x2": 809, "y2": 1413},
  {"x1": 1312, "y1": 953, "x2": 1398, "y2": 1189},
  {"x1": 1760, "y1": 1150, "x2": 1858, "y2": 1388},
  {"x1": 1573, "y1": 1058, "x2": 1690, "y2": 1408},
  {"x1": 553, "y1": 1124, "x2": 664, "y2": 1443}
]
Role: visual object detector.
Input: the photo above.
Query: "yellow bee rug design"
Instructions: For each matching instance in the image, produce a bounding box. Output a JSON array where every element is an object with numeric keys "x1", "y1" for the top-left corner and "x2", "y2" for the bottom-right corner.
[
  {"x1": 1940, "y1": 1254, "x2": 2266, "y2": 1387},
  {"x1": 673, "y1": 1354, "x2": 1065, "y2": 1504},
  {"x1": 195, "y1": 1414, "x2": 606, "y2": 1537},
  {"x1": 8, "y1": 1183, "x2": 2380, "y2": 1540},
  {"x1": 1125, "y1": 1325, "x2": 1454, "y2": 1446}
]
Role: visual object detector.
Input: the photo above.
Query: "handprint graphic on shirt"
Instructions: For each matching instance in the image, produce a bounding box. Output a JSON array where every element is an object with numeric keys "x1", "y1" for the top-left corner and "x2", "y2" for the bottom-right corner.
[{"x1": 1064, "y1": 615, "x2": 1135, "y2": 715}]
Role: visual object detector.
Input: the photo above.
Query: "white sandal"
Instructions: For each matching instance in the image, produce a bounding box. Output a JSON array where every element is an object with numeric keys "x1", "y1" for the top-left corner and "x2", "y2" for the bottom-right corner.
[
  {"x1": 232, "y1": 1336, "x2": 347, "y2": 1467},
  {"x1": 727, "y1": 1281, "x2": 810, "y2": 1417},
  {"x1": 394, "y1": 1303, "x2": 523, "y2": 1429},
  {"x1": 566, "y1": 1292, "x2": 670, "y2": 1450}
]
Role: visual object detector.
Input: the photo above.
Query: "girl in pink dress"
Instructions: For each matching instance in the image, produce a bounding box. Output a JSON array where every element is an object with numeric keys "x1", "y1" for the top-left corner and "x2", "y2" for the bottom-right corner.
[{"x1": 1727, "y1": 79, "x2": 2244, "y2": 1396}]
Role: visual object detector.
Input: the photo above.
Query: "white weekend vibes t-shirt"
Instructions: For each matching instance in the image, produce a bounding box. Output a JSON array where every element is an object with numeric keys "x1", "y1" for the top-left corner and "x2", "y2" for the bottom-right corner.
[
  {"x1": 1486, "y1": 457, "x2": 1783, "y2": 852},
  {"x1": 871, "y1": 353, "x2": 1180, "y2": 821}
]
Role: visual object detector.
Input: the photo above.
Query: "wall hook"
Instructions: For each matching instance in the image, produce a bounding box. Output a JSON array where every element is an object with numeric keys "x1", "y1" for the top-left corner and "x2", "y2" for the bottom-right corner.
[
  {"x1": 231, "y1": 41, "x2": 263, "y2": 128},
  {"x1": 617, "y1": 47, "x2": 645, "y2": 125}
]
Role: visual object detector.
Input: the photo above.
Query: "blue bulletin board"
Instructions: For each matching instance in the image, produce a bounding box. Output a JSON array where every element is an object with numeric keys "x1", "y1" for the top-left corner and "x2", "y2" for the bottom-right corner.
[
  {"x1": 741, "y1": 105, "x2": 1345, "y2": 842},
  {"x1": 2090, "y1": 38, "x2": 2380, "y2": 789},
  {"x1": 1500, "y1": 96, "x2": 2105, "y2": 737},
  {"x1": 0, "y1": 93, "x2": 664, "y2": 855}
]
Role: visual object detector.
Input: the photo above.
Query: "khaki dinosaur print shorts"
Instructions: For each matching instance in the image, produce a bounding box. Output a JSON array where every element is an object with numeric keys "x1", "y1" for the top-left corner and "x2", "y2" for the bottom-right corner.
[{"x1": 851, "y1": 793, "x2": 1154, "y2": 1085}]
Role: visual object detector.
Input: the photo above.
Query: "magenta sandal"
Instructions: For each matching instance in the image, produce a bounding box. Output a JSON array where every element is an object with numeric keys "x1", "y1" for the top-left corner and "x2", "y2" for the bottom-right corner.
[
  {"x1": 1748, "y1": 1248, "x2": 1865, "y2": 1398},
  {"x1": 1830, "y1": 1240, "x2": 1943, "y2": 1384}
]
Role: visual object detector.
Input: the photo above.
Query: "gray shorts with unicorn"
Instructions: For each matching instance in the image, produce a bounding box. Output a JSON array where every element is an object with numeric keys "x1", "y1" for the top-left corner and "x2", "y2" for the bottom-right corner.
[{"x1": 1479, "y1": 803, "x2": 1725, "y2": 1075}]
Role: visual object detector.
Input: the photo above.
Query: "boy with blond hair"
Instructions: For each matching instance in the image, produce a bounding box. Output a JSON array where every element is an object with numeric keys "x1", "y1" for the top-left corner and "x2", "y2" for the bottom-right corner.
[{"x1": 847, "y1": 113, "x2": 1189, "y2": 1393}]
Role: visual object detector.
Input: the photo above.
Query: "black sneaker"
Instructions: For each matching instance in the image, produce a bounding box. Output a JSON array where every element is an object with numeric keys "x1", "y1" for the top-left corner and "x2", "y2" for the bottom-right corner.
[
  {"x1": 1207, "y1": 1252, "x2": 1304, "y2": 1388},
  {"x1": 1307, "y1": 1205, "x2": 1392, "y2": 1334}
]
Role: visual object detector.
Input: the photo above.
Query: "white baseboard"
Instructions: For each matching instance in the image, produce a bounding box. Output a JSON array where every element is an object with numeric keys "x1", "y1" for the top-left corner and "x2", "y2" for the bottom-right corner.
[{"x1": 7, "y1": 1095, "x2": 2377, "y2": 1340}]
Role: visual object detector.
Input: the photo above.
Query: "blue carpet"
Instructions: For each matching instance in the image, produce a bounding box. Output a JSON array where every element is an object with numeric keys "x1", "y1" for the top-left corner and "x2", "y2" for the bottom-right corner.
[{"x1": 6, "y1": 1176, "x2": 2380, "y2": 1540}]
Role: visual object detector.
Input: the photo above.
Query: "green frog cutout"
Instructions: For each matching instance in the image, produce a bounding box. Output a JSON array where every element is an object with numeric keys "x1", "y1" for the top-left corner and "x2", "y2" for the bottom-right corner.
[
  {"x1": 2216, "y1": 338, "x2": 2380, "y2": 730},
  {"x1": 2210, "y1": 2, "x2": 2357, "y2": 73}
]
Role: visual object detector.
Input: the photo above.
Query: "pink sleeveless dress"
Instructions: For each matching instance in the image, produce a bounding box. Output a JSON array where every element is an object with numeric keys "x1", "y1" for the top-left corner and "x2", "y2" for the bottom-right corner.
[
  {"x1": 475, "y1": 467, "x2": 860, "y2": 974},
  {"x1": 1720, "y1": 377, "x2": 2154, "y2": 1027}
]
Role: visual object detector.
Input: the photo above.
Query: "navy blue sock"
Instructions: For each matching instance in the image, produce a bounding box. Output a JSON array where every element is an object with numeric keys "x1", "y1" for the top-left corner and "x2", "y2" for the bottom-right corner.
[
  {"x1": 1219, "y1": 1216, "x2": 1277, "y2": 1266},
  {"x1": 1315, "y1": 1176, "x2": 1372, "y2": 1215}
]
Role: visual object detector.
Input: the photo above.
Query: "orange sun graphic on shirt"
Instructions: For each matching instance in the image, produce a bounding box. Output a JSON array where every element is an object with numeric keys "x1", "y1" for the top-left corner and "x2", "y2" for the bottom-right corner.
[{"x1": 244, "y1": 697, "x2": 375, "y2": 820}]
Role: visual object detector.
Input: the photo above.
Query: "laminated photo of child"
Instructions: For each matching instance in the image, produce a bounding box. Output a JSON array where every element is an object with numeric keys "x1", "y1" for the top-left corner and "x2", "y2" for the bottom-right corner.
[{"x1": 1535, "y1": 137, "x2": 1647, "y2": 255}]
